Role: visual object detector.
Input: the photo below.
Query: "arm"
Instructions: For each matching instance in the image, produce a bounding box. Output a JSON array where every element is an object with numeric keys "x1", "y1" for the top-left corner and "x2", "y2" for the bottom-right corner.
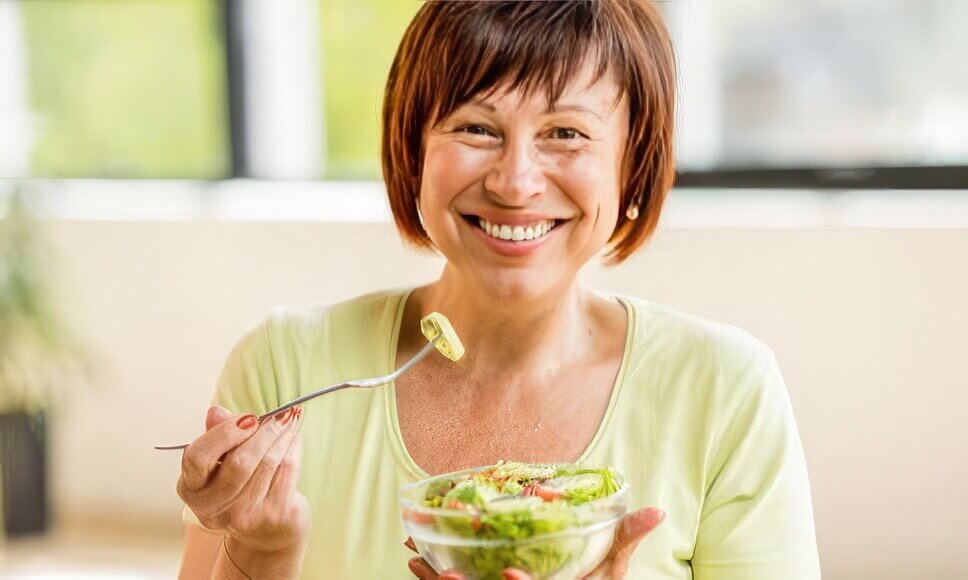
[
  {"x1": 179, "y1": 525, "x2": 221, "y2": 579},
  {"x1": 178, "y1": 316, "x2": 308, "y2": 579},
  {"x1": 692, "y1": 348, "x2": 821, "y2": 580},
  {"x1": 179, "y1": 525, "x2": 308, "y2": 580},
  {"x1": 177, "y1": 406, "x2": 309, "y2": 580}
]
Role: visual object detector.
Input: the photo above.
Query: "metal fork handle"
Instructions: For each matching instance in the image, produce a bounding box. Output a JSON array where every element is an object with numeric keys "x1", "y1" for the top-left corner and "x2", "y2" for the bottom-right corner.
[
  {"x1": 257, "y1": 340, "x2": 435, "y2": 418},
  {"x1": 153, "y1": 340, "x2": 438, "y2": 451}
]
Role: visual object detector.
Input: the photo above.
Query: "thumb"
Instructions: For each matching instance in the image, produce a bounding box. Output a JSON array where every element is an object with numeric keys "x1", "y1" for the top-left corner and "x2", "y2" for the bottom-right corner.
[
  {"x1": 205, "y1": 405, "x2": 234, "y2": 431},
  {"x1": 616, "y1": 507, "x2": 665, "y2": 548}
]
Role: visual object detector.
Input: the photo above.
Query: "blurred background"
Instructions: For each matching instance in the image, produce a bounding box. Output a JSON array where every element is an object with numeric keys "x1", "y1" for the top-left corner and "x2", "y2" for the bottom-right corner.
[{"x1": 0, "y1": 0, "x2": 966, "y2": 578}]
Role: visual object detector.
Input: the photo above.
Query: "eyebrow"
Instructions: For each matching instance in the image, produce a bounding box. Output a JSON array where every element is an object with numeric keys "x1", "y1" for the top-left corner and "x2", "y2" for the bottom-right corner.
[
  {"x1": 469, "y1": 99, "x2": 606, "y2": 123},
  {"x1": 545, "y1": 103, "x2": 605, "y2": 122}
]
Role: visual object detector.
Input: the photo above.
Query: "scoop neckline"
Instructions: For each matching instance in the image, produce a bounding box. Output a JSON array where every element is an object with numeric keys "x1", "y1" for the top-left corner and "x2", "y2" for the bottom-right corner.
[{"x1": 383, "y1": 288, "x2": 637, "y2": 481}]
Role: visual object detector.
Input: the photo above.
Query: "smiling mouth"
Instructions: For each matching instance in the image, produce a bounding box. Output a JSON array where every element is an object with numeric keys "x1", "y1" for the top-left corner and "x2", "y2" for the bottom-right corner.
[{"x1": 460, "y1": 214, "x2": 563, "y2": 242}]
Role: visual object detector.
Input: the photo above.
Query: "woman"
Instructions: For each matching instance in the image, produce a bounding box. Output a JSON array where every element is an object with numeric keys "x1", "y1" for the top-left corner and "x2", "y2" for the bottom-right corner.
[{"x1": 177, "y1": 1, "x2": 821, "y2": 578}]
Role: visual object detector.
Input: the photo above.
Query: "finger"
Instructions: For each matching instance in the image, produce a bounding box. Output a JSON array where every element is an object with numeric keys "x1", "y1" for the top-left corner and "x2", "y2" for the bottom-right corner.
[
  {"x1": 179, "y1": 411, "x2": 259, "y2": 492},
  {"x1": 439, "y1": 571, "x2": 467, "y2": 580},
  {"x1": 501, "y1": 568, "x2": 531, "y2": 580},
  {"x1": 264, "y1": 410, "x2": 305, "y2": 508},
  {"x1": 205, "y1": 405, "x2": 234, "y2": 431},
  {"x1": 239, "y1": 408, "x2": 304, "y2": 507},
  {"x1": 408, "y1": 557, "x2": 437, "y2": 579},
  {"x1": 404, "y1": 536, "x2": 417, "y2": 553},
  {"x1": 613, "y1": 507, "x2": 665, "y2": 553},
  {"x1": 584, "y1": 507, "x2": 665, "y2": 579},
  {"x1": 204, "y1": 409, "x2": 296, "y2": 502}
]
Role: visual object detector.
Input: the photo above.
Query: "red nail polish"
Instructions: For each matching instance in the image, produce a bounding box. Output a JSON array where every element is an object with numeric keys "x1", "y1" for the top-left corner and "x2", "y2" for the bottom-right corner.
[{"x1": 236, "y1": 415, "x2": 256, "y2": 429}]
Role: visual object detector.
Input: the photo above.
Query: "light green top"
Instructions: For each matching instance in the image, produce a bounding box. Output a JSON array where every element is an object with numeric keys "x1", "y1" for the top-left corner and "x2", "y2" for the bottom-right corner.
[{"x1": 184, "y1": 287, "x2": 821, "y2": 579}]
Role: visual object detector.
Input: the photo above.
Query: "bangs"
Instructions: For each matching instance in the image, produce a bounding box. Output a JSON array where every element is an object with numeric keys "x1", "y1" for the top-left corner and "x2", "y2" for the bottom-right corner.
[{"x1": 423, "y1": 0, "x2": 623, "y2": 127}]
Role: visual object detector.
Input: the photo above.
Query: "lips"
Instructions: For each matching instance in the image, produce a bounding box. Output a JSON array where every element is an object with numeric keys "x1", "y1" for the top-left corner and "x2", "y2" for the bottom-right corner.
[{"x1": 459, "y1": 213, "x2": 568, "y2": 257}]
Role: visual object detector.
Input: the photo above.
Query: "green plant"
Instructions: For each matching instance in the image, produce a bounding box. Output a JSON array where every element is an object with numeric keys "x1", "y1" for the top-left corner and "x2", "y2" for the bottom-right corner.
[{"x1": 0, "y1": 183, "x2": 88, "y2": 413}]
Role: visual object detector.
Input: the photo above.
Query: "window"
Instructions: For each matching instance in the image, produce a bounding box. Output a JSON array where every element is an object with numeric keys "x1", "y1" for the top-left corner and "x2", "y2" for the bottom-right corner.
[
  {"x1": 10, "y1": 0, "x2": 229, "y2": 179},
  {"x1": 666, "y1": 0, "x2": 968, "y2": 187},
  {"x1": 4, "y1": 0, "x2": 965, "y2": 188},
  {"x1": 320, "y1": 0, "x2": 420, "y2": 179}
]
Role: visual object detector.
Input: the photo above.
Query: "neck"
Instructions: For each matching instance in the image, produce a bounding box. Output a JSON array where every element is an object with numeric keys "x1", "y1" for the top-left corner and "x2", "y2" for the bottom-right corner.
[{"x1": 412, "y1": 266, "x2": 599, "y2": 373}]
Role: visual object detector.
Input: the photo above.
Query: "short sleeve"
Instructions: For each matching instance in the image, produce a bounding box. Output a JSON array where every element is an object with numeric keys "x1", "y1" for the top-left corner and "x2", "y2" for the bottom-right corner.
[
  {"x1": 692, "y1": 347, "x2": 821, "y2": 579},
  {"x1": 182, "y1": 317, "x2": 281, "y2": 530}
]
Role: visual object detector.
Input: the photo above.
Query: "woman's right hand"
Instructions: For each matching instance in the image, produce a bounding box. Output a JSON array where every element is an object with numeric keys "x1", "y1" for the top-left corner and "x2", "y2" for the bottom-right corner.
[{"x1": 177, "y1": 405, "x2": 310, "y2": 573}]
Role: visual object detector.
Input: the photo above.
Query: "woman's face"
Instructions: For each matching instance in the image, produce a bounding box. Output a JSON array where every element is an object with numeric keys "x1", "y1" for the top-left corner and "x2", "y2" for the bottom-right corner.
[{"x1": 419, "y1": 62, "x2": 630, "y2": 300}]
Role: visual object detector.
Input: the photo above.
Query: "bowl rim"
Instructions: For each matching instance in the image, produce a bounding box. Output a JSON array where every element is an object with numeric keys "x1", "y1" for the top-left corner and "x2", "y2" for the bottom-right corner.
[{"x1": 399, "y1": 464, "x2": 630, "y2": 547}]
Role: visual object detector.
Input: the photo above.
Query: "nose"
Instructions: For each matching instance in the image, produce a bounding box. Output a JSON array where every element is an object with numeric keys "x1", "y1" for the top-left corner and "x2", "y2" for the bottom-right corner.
[{"x1": 483, "y1": 136, "x2": 547, "y2": 206}]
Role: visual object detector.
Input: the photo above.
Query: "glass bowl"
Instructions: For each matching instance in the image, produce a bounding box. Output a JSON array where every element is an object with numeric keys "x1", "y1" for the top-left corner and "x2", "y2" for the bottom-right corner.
[{"x1": 400, "y1": 465, "x2": 629, "y2": 580}]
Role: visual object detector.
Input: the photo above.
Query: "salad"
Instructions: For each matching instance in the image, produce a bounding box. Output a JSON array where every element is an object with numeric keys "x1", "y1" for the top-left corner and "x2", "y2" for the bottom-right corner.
[{"x1": 414, "y1": 461, "x2": 624, "y2": 578}]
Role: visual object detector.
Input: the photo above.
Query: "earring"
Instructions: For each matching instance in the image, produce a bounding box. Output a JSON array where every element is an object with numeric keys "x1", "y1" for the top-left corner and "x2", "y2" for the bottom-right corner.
[{"x1": 625, "y1": 203, "x2": 640, "y2": 220}]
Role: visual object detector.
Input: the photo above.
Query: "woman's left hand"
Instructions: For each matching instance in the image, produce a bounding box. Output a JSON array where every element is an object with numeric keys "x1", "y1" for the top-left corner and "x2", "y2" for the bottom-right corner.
[{"x1": 406, "y1": 507, "x2": 665, "y2": 580}]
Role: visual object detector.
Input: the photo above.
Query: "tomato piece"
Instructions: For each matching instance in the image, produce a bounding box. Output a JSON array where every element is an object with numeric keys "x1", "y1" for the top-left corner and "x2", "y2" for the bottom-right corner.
[
  {"x1": 403, "y1": 508, "x2": 436, "y2": 524},
  {"x1": 534, "y1": 486, "x2": 563, "y2": 502}
]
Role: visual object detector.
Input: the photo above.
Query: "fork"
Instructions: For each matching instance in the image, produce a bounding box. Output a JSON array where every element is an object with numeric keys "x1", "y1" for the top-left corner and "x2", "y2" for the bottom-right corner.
[{"x1": 154, "y1": 312, "x2": 464, "y2": 451}]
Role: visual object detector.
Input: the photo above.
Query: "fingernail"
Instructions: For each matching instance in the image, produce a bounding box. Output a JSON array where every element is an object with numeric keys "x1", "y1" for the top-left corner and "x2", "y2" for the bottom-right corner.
[
  {"x1": 404, "y1": 536, "x2": 416, "y2": 552},
  {"x1": 236, "y1": 414, "x2": 257, "y2": 429}
]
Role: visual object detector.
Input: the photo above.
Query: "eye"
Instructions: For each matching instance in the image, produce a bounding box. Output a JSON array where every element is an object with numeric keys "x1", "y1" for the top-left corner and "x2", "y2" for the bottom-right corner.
[
  {"x1": 457, "y1": 124, "x2": 494, "y2": 137},
  {"x1": 550, "y1": 127, "x2": 584, "y2": 140}
]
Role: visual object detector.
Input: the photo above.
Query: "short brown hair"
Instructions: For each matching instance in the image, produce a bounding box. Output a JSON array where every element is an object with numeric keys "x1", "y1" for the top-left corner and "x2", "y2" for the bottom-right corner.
[{"x1": 382, "y1": 0, "x2": 676, "y2": 263}]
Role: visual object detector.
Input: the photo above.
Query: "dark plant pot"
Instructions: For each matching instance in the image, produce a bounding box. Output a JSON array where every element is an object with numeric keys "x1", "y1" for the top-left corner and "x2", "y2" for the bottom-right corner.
[{"x1": 0, "y1": 410, "x2": 48, "y2": 537}]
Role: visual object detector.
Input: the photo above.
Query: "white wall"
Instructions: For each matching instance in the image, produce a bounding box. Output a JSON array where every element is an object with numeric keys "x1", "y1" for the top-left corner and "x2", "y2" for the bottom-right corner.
[{"x1": 42, "y1": 202, "x2": 968, "y2": 579}]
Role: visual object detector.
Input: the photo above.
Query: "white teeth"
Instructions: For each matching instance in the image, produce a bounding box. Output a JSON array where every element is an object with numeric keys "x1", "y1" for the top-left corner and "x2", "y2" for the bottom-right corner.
[{"x1": 476, "y1": 218, "x2": 557, "y2": 242}]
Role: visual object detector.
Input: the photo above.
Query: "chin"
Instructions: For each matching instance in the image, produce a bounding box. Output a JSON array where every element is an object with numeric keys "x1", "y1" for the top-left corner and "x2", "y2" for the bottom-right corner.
[{"x1": 473, "y1": 267, "x2": 567, "y2": 302}]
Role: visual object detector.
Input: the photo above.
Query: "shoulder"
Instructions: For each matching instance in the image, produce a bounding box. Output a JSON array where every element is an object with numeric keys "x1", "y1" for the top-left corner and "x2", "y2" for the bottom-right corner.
[
  {"x1": 258, "y1": 286, "x2": 412, "y2": 343},
  {"x1": 209, "y1": 288, "x2": 410, "y2": 417},
  {"x1": 223, "y1": 287, "x2": 412, "y2": 373},
  {"x1": 618, "y1": 296, "x2": 797, "y2": 465},
  {"x1": 622, "y1": 295, "x2": 775, "y2": 369},
  {"x1": 619, "y1": 295, "x2": 783, "y2": 407}
]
